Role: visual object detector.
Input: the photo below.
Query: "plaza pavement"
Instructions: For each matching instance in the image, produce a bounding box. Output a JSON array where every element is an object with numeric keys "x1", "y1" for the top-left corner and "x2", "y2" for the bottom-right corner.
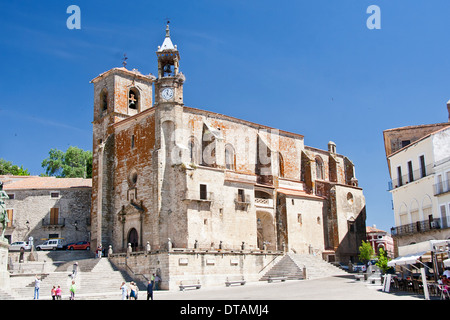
[
  {"x1": 26, "y1": 274, "x2": 429, "y2": 301},
  {"x1": 150, "y1": 275, "x2": 423, "y2": 300},
  {"x1": 70, "y1": 274, "x2": 422, "y2": 301}
]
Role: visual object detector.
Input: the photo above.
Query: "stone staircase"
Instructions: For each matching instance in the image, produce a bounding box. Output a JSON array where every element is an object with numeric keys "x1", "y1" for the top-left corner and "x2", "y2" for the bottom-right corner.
[
  {"x1": 260, "y1": 253, "x2": 349, "y2": 281},
  {"x1": 6, "y1": 251, "x2": 146, "y2": 300}
]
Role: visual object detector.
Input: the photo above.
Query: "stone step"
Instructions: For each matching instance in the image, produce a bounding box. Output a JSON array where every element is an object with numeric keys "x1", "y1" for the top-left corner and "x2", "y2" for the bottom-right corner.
[
  {"x1": 7, "y1": 255, "x2": 146, "y2": 300},
  {"x1": 260, "y1": 253, "x2": 348, "y2": 281},
  {"x1": 0, "y1": 288, "x2": 18, "y2": 300}
]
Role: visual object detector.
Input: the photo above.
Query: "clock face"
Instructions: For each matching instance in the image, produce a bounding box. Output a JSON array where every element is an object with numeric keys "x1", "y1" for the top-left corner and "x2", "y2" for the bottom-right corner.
[{"x1": 161, "y1": 87, "x2": 174, "y2": 100}]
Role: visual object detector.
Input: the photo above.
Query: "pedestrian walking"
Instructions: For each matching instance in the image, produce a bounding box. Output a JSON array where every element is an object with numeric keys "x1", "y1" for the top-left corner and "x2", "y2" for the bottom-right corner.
[
  {"x1": 155, "y1": 274, "x2": 161, "y2": 290},
  {"x1": 34, "y1": 275, "x2": 40, "y2": 300},
  {"x1": 72, "y1": 262, "x2": 78, "y2": 279},
  {"x1": 120, "y1": 282, "x2": 128, "y2": 300},
  {"x1": 129, "y1": 281, "x2": 137, "y2": 300},
  {"x1": 69, "y1": 280, "x2": 76, "y2": 300},
  {"x1": 97, "y1": 245, "x2": 102, "y2": 258},
  {"x1": 51, "y1": 286, "x2": 56, "y2": 300},
  {"x1": 147, "y1": 280, "x2": 153, "y2": 300},
  {"x1": 56, "y1": 285, "x2": 62, "y2": 300}
]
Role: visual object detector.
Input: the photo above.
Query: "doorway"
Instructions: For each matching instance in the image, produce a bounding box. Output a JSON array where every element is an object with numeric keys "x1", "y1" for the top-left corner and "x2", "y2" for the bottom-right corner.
[{"x1": 127, "y1": 228, "x2": 138, "y2": 251}]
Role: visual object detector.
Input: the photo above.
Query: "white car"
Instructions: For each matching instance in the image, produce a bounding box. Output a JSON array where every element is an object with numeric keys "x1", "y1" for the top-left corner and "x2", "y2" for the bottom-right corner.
[
  {"x1": 9, "y1": 241, "x2": 32, "y2": 251},
  {"x1": 36, "y1": 239, "x2": 63, "y2": 251}
]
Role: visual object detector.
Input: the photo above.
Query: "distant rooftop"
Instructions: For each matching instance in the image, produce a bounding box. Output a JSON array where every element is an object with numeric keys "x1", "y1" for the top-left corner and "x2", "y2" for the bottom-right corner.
[{"x1": 1, "y1": 176, "x2": 92, "y2": 190}]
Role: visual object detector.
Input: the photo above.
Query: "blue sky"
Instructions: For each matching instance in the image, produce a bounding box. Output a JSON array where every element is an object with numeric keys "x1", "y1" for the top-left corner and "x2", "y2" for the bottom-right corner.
[{"x1": 1, "y1": 0, "x2": 450, "y2": 233}]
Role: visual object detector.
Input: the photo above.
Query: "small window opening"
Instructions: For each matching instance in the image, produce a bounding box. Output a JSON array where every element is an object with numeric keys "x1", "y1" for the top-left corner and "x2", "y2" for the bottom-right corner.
[
  {"x1": 51, "y1": 192, "x2": 60, "y2": 198},
  {"x1": 100, "y1": 90, "x2": 108, "y2": 112},
  {"x1": 238, "y1": 189, "x2": 245, "y2": 202},
  {"x1": 200, "y1": 184, "x2": 207, "y2": 200}
]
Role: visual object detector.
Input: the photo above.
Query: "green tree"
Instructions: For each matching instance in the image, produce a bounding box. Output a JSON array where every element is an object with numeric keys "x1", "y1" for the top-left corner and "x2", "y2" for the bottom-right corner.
[
  {"x1": 375, "y1": 247, "x2": 392, "y2": 274},
  {"x1": 0, "y1": 158, "x2": 30, "y2": 176},
  {"x1": 41, "y1": 146, "x2": 92, "y2": 178},
  {"x1": 358, "y1": 240, "x2": 375, "y2": 263}
]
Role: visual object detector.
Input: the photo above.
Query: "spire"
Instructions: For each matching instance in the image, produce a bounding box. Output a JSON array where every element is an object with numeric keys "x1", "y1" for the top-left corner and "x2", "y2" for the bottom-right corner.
[
  {"x1": 158, "y1": 21, "x2": 176, "y2": 52},
  {"x1": 156, "y1": 21, "x2": 181, "y2": 78},
  {"x1": 165, "y1": 21, "x2": 170, "y2": 38}
]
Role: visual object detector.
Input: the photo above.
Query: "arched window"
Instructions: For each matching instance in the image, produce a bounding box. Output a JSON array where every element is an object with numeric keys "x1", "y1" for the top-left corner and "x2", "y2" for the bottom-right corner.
[
  {"x1": 315, "y1": 157, "x2": 324, "y2": 180},
  {"x1": 278, "y1": 152, "x2": 284, "y2": 178},
  {"x1": 225, "y1": 144, "x2": 236, "y2": 170},
  {"x1": 202, "y1": 124, "x2": 216, "y2": 167},
  {"x1": 128, "y1": 88, "x2": 139, "y2": 110}
]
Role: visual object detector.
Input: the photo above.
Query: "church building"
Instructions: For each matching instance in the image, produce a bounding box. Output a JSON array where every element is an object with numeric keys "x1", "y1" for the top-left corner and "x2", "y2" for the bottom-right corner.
[{"x1": 90, "y1": 24, "x2": 366, "y2": 288}]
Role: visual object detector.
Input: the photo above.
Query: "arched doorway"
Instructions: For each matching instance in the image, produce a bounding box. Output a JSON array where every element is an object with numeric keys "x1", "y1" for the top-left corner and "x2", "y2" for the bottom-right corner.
[
  {"x1": 127, "y1": 228, "x2": 138, "y2": 251},
  {"x1": 256, "y1": 211, "x2": 277, "y2": 251}
]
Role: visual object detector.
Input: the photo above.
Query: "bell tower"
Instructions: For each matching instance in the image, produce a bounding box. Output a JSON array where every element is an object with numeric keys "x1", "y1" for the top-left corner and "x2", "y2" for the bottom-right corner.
[
  {"x1": 153, "y1": 22, "x2": 189, "y2": 250},
  {"x1": 154, "y1": 22, "x2": 185, "y2": 106}
]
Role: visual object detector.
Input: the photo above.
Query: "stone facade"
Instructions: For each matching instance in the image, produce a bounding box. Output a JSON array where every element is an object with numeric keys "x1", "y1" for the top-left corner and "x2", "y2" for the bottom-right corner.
[
  {"x1": 1, "y1": 176, "x2": 92, "y2": 248},
  {"x1": 91, "y1": 25, "x2": 367, "y2": 288}
]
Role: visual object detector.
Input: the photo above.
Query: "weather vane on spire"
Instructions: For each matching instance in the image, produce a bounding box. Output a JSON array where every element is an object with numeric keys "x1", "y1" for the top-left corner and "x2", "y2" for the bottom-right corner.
[
  {"x1": 122, "y1": 53, "x2": 128, "y2": 68},
  {"x1": 165, "y1": 19, "x2": 171, "y2": 38}
]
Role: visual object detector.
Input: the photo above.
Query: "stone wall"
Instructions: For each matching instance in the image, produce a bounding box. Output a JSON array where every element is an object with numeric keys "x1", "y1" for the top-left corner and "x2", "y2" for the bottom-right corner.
[
  {"x1": 3, "y1": 187, "x2": 91, "y2": 246},
  {"x1": 108, "y1": 249, "x2": 283, "y2": 290}
]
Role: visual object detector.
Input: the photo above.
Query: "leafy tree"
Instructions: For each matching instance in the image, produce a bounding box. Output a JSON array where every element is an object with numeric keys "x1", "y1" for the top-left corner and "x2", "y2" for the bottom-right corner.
[
  {"x1": 41, "y1": 146, "x2": 92, "y2": 178},
  {"x1": 0, "y1": 158, "x2": 30, "y2": 176},
  {"x1": 375, "y1": 247, "x2": 392, "y2": 274},
  {"x1": 358, "y1": 240, "x2": 375, "y2": 263}
]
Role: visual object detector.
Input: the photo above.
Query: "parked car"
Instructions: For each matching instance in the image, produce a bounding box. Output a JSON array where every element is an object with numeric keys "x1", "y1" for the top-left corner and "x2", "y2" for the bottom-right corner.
[
  {"x1": 67, "y1": 241, "x2": 90, "y2": 250},
  {"x1": 9, "y1": 241, "x2": 32, "y2": 251},
  {"x1": 36, "y1": 239, "x2": 64, "y2": 251},
  {"x1": 353, "y1": 262, "x2": 367, "y2": 272},
  {"x1": 63, "y1": 242, "x2": 76, "y2": 250},
  {"x1": 338, "y1": 262, "x2": 349, "y2": 271}
]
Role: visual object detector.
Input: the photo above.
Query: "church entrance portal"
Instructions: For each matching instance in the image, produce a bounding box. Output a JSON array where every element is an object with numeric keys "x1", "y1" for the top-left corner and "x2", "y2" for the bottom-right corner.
[{"x1": 127, "y1": 228, "x2": 138, "y2": 251}]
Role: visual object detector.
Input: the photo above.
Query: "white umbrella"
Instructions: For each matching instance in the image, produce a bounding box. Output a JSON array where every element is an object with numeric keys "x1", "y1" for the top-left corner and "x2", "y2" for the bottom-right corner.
[{"x1": 444, "y1": 258, "x2": 450, "y2": 267}]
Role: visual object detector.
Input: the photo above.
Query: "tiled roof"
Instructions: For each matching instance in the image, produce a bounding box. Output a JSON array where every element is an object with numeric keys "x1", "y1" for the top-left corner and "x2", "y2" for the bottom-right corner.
[
  {"x1": 366, "y1": 225, "x2": 386, "y2": 234},
  {"x1": 2, "y1": 176, "x2": 92, "y2": 190},
  {"x1": 277, "y1": 187, "x2": 325, "y2": 200}
]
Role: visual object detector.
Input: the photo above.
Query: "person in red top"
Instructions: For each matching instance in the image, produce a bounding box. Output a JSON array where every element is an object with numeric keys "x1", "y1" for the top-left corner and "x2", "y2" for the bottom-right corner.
[{"x1": 51, "y1": 286, "x2": 56, "y2": 300}]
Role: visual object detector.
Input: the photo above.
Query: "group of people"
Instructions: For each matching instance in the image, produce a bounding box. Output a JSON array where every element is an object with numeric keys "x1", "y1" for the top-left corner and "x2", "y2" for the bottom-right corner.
[
  {"x1": 50, "y1": 285, "x2": 63, "y2": 300},
  {"x1": 50, "y1": 281, "x2": 77, "y2": 300},
  {"x1": 438, "y1": 268, "x2": 450, "y2": 288},
  {"x1": 33, "y1": 275, "x2": 76, "y2": 300},
  {"x1": 120, "y1": 273, "x2": 161, "y2": 300}
]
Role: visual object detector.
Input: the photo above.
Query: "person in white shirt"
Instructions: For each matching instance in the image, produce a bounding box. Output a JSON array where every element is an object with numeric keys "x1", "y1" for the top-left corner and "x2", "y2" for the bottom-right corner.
[{"x1": 443, "y1": 268, "x2": 450, "y2": 278}]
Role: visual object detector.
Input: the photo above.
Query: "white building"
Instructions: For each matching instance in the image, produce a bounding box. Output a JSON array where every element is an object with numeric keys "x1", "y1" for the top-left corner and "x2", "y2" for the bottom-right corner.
[{"x1": 384, "y1": 116, "x2": 450, "y2": 252}]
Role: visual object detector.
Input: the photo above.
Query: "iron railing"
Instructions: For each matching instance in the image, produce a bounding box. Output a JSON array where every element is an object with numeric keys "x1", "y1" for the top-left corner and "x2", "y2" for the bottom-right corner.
[
  {"x1": 391, "y1": 217, "x2": 450, "y2": 236},
  {"x1": 388, "y1": 163, "x2": 434, "y2": 191},
  {"x1": 42, "y1": 218, "x2": 65, "y2": 227},
  {"x1": 433, "y1": 179, "x2": 450, "y2": 196}
]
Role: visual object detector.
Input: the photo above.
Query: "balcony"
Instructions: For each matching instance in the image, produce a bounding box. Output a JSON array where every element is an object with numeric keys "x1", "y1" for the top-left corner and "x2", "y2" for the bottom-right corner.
[
  {"x1": 390, "y1": 217, "x2": 450, "y2": 236},
  {"x1": 433, "y1": 179, "x2": 450, "y2": 196},
  {"x1": 183, "y1": 191, "x2": 214, "y2": 202},
  {"x1": 388, "y1": 163, "x2": 434, "y2": 191},
  {"x1": 42, "y1": 218, "x2": 65, "y2": 228},
  {"x1": 235, "y1": 193, "x2": 251, "y2": 210},
  {"x1": 254, "y1": 197, "x2": 274, "y2": 209}
]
